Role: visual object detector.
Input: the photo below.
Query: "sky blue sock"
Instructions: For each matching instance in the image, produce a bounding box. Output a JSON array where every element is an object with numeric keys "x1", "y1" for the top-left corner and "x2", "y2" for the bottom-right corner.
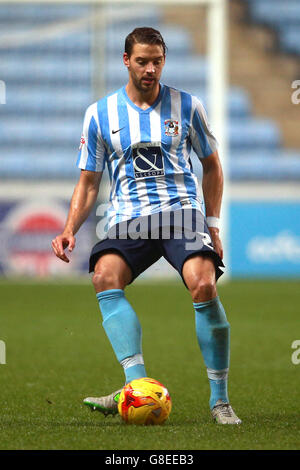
[
  {"x1": 193, "y1": 296, "x2": 230, "y2": 409},
  {"x1": 96, "y1": 289, "x2": 147, "y2": 383}
]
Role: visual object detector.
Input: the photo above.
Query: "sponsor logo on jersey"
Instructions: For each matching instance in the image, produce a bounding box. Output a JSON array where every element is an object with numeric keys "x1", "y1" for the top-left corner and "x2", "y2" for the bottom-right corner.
[
  {"x1": 132, "y1": 142, "x2": 164, "y2": 179},
  {"x1": 165, "y1": 119, "x2": 179, "y2": 137},
  {"x1": 112, "y1": 127, "x2": 124, "y2": 134}
]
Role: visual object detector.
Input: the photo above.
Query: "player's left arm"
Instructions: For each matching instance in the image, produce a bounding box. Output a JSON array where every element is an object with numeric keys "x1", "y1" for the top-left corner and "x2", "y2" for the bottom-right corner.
[{"x1": 200, "y1": 150, "x2": 224, "y2": 259}]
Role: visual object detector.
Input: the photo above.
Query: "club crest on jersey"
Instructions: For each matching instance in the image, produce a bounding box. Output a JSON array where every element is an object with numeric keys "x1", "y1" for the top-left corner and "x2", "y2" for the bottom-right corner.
[
  {"x1": 165, "y1": 119, "x2": 179, "y2": 137},
  {"x1": 132, "y1": 142, "x2": 164, "y2": 179},
  {"x1": 79, "y1": 134, "x2": 85, "y2": 150}
]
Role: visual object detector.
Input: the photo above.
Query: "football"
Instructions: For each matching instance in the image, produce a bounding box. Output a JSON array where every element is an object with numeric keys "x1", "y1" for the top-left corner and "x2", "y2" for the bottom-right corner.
[{"x1": 118, "y1": 377, "x2": 172, "y2": 425}]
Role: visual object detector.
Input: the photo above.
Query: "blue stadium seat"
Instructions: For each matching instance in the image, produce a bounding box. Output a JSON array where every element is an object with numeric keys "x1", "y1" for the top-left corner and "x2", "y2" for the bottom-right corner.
[
  {"x1": 161, "y1": 56, "x2": 208, "y2": 88},
  {"x1": 278, "y1": 27, "x2": 300, "y2": 55},
  {"x1": 4, "y1": 85, "x2": 92, "y2": 115},
  {"x1": 0, "y1": 3, "x2": 91, "y2": 22},
  {"x1": 229, "y1": 119, "x2": 281, "y2": 151},
  {"x1": 0, "y1": 2, "x2": 160, "y2": 24},
  {"x1": 1, "y1": 154, "x2": 79, "y2": 179},
  {"x1": 245, "y1": 0, "x2": 300, "y2": 54},
  {"x1": 189, "y1": 86, "x2": 251, "y2": 118},
  {"x1": 1, "y1": 55, "x2": 91, "y2": 85},
  {"x1": 226, "y1": 87, "x2": 252, "y2": 118},
  {"x1": 0, "y1": 32, "x2": 92, "y2": 55},
  {"x1": 247, "y1": 0, "x2": 300, "y2": 55},
  {"x1": 104, "y1": 5, "x2": 161, "y2": 27},
  {"x1": 0, "y1": 117, "x2": 82, "y2": 145},
  {"x1": 249, "y1": 0, "x2": 300, "y2": 27},
  {"x1": 230, "y1": 150, "x2": 300, "y2": 180}
]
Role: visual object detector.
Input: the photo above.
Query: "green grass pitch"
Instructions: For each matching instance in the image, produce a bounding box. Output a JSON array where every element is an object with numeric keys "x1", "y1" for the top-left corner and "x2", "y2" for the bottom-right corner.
[{"x1": 0, "y1": 279, "x2": 299, "y2": 450}]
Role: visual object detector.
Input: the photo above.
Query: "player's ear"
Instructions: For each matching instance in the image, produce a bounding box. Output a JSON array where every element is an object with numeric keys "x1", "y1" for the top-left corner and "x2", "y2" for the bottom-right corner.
[{"x1": 123, "y1": 52, "x2": 130, "y2": 68}]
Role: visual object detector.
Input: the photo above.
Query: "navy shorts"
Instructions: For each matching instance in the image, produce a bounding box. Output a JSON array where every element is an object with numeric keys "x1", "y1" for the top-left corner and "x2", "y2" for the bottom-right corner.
[{"x1": 89, "y1": 209, "x2": 224, "y2": 285}]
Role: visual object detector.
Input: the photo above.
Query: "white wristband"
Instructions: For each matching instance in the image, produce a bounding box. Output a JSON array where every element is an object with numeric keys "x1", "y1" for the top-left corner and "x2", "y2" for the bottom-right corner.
[{"x1": 206, "y1": 216, "x2": 220, "y2": 229}]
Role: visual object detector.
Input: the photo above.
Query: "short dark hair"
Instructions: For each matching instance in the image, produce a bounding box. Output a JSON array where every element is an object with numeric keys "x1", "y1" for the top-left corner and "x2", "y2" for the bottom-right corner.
[{"x1": 124, "y1": 27, "x2": 167, "y2": 57}]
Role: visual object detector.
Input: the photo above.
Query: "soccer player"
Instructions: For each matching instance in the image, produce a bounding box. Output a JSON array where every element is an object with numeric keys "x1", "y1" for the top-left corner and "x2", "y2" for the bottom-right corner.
[{"x1": 52, "y1": 27, "x2": 241, "y2": 424}]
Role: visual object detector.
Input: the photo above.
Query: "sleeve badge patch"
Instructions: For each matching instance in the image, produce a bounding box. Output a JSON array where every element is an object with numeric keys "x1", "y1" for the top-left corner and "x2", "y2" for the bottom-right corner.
[{"x1": 79, "y1": 134, "x2": 86, "y2": 150}]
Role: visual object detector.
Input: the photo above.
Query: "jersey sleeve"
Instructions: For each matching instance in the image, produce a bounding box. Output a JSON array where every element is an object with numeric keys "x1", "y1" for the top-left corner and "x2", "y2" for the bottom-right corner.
[
  {"x1": 76, "y1": 103, "x2": 106, "y2": 172},
  {"x1": 189, "y1": 96, "x2": 218, "y2": 159}
]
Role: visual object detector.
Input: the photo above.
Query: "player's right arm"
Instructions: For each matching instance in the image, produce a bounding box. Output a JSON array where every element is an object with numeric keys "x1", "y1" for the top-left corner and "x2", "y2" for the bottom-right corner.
[
  {"x1": 53, "y1": 102, "x2": 106, "y2": 263},
  {"x1": 52, "y1": 170, "x2": 102, "y2": 263}
]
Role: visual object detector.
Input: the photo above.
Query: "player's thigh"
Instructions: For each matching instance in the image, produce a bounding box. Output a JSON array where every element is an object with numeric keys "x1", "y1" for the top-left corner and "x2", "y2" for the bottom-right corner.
[
  {"x1": 182, "y1": 254, "x2": 217, "y2": 301},
  {"x1": 92, "y1": 252, "x2": 132, "y2": 292},
  {"x1": 89, "y1": 236, "x2": 162, "y2": 291},
  {"x1": 160, "y1": 229, "x2": 221, "y2": 300}
]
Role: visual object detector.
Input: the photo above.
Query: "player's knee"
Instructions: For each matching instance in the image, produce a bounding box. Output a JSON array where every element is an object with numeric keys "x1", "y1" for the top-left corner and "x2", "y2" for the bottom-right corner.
[
  {"x1": 92, "y1": 270, "x2": 124, "y2": 292},
  {"x1": 190, "y1": 278, "x2": 217, "y2": 303}
]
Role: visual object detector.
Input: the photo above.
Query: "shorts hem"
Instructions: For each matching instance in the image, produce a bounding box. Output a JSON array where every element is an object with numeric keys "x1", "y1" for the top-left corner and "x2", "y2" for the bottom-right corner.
[{"x1": 180, "y1": 250, "x2": 225, "y2": 288}]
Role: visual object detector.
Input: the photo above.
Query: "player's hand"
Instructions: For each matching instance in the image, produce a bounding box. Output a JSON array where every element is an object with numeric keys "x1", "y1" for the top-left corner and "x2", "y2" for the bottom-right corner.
[
  {"x1": 209, "y1": 228, "x2": 223, "y2": 260},
  {"x1": 51, "y1": 232, "x2": 76, "y2": 263}
]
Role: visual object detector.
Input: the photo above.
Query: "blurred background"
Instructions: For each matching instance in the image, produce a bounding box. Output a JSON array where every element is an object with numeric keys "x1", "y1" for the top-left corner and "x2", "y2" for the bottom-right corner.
[{"x1": 0, "y1": 0, "x2": 300, "y2": 280}]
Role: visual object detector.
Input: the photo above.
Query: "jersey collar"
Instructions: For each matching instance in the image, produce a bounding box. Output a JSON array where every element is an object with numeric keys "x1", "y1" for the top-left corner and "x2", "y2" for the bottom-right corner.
[{"x1": 121, "y1": 83, "x2": 165, "y2": 113}]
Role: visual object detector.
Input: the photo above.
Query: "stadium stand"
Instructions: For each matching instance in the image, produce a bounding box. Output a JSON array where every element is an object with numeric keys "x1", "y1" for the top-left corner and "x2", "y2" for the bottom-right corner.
[
  {"x1": 0, "y1": 2, "x2": 299, "y2": 180},
  {"x1": 246, "y1": 0, "x2": 300, "y2": 55}
]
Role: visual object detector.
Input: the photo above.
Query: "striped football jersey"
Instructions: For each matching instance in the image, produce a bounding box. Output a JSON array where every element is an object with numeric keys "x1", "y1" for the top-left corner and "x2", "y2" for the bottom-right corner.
[{"x1": 77, "y1": 84, "x2": 218, "y2": 229}]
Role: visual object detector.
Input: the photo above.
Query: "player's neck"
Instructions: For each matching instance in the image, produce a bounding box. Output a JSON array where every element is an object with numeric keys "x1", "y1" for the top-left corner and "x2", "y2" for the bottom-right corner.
[{"x1": 125, "y1": 82, "x2": 160, "y2": 111}]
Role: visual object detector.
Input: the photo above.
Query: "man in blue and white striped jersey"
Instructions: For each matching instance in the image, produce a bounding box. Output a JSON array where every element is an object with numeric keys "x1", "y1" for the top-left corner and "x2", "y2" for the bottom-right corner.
[{"x1": 52, "y1": 27, "x2": 241, "y2": 424}]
